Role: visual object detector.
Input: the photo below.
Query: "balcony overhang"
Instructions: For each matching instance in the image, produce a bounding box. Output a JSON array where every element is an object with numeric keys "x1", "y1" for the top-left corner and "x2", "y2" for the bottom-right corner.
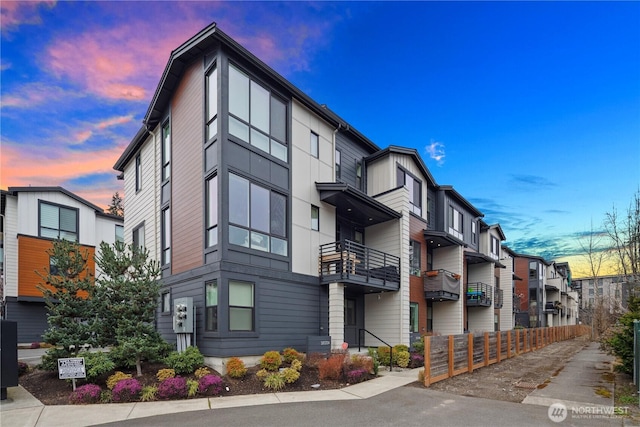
[
  {"x1": 464, "y1": 251, "x2": 506, "y2": 268},
  {"x1": 424, "y1": 230, "x2": 466, "y2": 248},
  {"x1": 316, "y1": 182, "x2": 401, "y2": 226}
]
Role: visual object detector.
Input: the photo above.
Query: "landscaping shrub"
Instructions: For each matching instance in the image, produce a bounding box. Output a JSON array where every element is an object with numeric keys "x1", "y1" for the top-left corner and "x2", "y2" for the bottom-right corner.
[
  {"x1": 156, "y1": 368, "x2": 176, "y2": 381},
  {"x1": 140, "y1": 385, "x2": 158, "y2": 402},
  {"x1": 377, "y1": 346, "x2": 391, "y2": 366},
  {"x1": 409, "y1": 353, "x2": 424, "y2": 368},
  {"x1": 30, "y1": 342, "x2": 41, "y2": 349},
  {"x1": 318, "y1": 354, "x2": 345, "y2": 380},
  {"x1": 100, "y1": 390, "x2": 112, "y2": 403},
  {"x1": 263, "y1": 373, "x2": 285, "y2": 391},
  {"x1": 282, "y1": 347, "x2": 303, "y2": 364},
  {"x1": 187, "y1": 379, "x2": 199, "y2": 397},
  {"x1": 69, "y1": 384, "x2": 102, "y2": 404},
  {"x1": 411, "y1": 337, "x2": 425, "y2": 354},
  {"x1": 346, "y1": 368, "x2": 368, "y2": 384},
  {"x1": 18, "y1": 361, "x2": 29, "y2": 376},
  {"x1": 112, "y1": 378, "x2": 142, "y2": 402},
  {"x1": 82, "y1": 351, "x2": 115, "y2": 382},
  {"x1": 164, "y1": 347, "x2": 204, "y2": 375},
  {"x1": 393, "y1": 344, "x2": 409, "y2": 354},
  {"x1": 157, "y1": 377, "x2": 188, "y2": 400},
  {"x1": 290, "y1": 359, "x2": 303, "y2": 372},
  {"x1": 418, "y1": 369, "x2": 425, "y2": 383},
  {"x1": 260, "y1": 350, "x2": 282, "y2": 371},
  {"x1": 39, "y1": 347, "x2": 71, "y2": 371},
  {"x1": 396, "y1": 350, "x2": 410, "y2": 368},
  {"x1": 305, "y1": 352, "x2": 324, "y2": 369},
  {"x1": 107, "y1": 371, "x2": 132, "y2": 390},
  {"x1": 198, "y1": 374, "x2": 224, "y2": 396},
  {"x1": 226, "y1": 357, "x2": 247, "y2": 378},
  {"x1": 256, "y1": 369, "x2": 269, "y2": 380},
  {"x1": 350, "y1": 354, "x2": 374, "y2": 373},
  {"x1": 281, "y1": 367, "x2": 300, "y2": 384},
  {"x1": 194, "y1": 367, "x2": 211, "y2": 379}
]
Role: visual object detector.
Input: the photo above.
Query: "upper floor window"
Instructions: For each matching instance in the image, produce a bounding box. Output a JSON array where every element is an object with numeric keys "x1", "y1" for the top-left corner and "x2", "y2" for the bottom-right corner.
[
  {"x1": 335, "y1": 149, "x2": 341, "y2": 181},
  {"x1": 311, "y1": 205, "x2": 319, "y2": 231},
  {"x1": 133, "y1": 224, "x2": 145, "y2": 251},
  {"x1": 228, "y1": 173, "x2": 287, "y2": 256},
  {"x1": 397, "y1": 168, "x2": 421, "y2": 215},
  {"x1": 529, "y1": 261, "x2": 537, "y2": 279},
  {"x1": 161, "y1": 207, "x2": 171, "y2": 265},
  {"x1": 206, "y1": 66, "x2": 218, "y2": 140},
  {"x1": 471, "y1": 221, "x2": 477, "y2": 244},
  {"x1": 448, "y1": 206, "x2": 463, "y2": 240},
  {"x1": 135, "y1": 153, "x2": 142, "y2": 192},
  {"x1": 115, "y1": 224, "x2": 124, "y2": 243},
  {"x1": 228, "y1": 64, "x2": 287, "y2": 162},
  {"x1": 206, "y1": 175, "x2": 218, "y2": 247},
  {"x1": 355, "y1": 160, "x2": 362, "y2": 190},
  {"x1": 490, "y1": 236, "x2": 499, "y2": 259},
  {"x1": 162, "y1": 121, "x2": 171, "y2": 181},
  {"x1": 162, "y1": 292, "x2": 171, "y2": 314},
  {"x1": 39, "y1": 201, "x2": 78, "y2": 241},
  {"x1": 409, "y1": 240, "x2": 421, "y2": 276},
  {"x1": 310, "y1": 131, "x2": 319, "y2": 158},
  {"x1": 205, "y1": 281, "x2": 218, "y2": 332}
]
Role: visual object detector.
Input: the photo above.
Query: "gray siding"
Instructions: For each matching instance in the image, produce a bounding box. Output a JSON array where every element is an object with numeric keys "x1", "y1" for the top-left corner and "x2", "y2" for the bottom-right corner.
[
  {"x1": 336, "y1": 132, "x2": 374, "y2": 190},
  {"x1": 5, "y1": 299, "x2": 48, "y2": 343}
]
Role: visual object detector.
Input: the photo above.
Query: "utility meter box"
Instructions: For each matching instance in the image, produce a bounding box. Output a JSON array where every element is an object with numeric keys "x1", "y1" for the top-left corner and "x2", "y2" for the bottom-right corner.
[{"x1": 173, "y1": 297, "x2": 194, "y2": 334}]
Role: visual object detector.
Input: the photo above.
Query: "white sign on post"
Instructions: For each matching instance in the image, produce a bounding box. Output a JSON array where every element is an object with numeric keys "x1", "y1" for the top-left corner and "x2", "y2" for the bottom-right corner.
[{"x1": 58, "y1": 357, "x2": 86, "y2": 390}]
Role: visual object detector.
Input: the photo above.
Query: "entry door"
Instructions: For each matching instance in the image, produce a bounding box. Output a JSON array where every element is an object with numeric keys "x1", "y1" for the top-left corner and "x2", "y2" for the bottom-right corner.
[{"x1": 344, "y1": 298, "x2": 358, "y2": 346}]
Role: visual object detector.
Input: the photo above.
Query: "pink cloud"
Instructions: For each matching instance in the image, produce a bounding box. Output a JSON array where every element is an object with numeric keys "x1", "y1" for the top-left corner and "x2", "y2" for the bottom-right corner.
[
  {"x1": 0, "y1": 82, "x2": 70, "y2": 109},
  {"x1": 0, "y1": 1, "x2": 56, "y2": 36}
]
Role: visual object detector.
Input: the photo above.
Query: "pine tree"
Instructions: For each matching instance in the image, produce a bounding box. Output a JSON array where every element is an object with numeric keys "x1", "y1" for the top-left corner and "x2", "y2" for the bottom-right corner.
[
  {"x1": 107, "y1": 192, "x2": 124, "y2": 217},
  {"x1": 94, "y1": 241, "x2": 170, "y2": 376}
]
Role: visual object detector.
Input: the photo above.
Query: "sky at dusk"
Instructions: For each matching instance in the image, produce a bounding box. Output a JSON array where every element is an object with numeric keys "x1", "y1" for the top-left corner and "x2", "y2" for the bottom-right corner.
[{"x1": 1, "y1": 1, "x2": 639, "y2": 277}]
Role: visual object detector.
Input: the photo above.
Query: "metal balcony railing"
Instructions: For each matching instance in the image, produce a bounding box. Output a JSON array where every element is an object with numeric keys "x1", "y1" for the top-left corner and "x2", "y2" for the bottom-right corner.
[
  {"x1": 494, "y1": 288, "x2": 504, "y2": 309},
  {"x1": 424, "y1": 269, "x2": 460, "y2": 301},
  {"x1": 466, "y1": 282, "x2": 493, "y2": 307}
]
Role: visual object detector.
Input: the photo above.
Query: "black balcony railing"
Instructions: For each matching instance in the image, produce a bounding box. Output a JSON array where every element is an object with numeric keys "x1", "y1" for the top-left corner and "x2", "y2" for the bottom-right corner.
[
  {"x1": 494, "y1": 288, "x2": 504, "y2": 309},
  {"x1": 544, "y1": 302, "x2": 559, "y2": 314},
  {"x1": 424, "y1": 269, "x2": 460, "y2": 301},
  {"x1": 466, "y1": 282, "x2": 493, "y2": 307},
  {"x1": 319, "y1": 240, "x2": 400, "y2": 291}
]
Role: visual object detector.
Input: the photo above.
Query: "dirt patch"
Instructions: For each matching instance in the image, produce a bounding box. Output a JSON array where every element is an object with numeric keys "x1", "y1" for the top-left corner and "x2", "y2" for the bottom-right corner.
[{"x1": 409, "y1": 335, "x2": 592, "y2": 403}]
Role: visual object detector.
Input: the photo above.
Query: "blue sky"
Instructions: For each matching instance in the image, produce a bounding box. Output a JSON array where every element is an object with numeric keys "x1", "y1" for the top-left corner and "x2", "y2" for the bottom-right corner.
[{"x1": 1, "y1": 1, "x2": 639, "y2": 276}]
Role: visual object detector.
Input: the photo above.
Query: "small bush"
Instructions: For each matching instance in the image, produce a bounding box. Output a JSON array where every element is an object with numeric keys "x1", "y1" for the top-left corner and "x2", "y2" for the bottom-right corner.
[
  {"x1": 164, "y1": 347, "x2": 204, "y2": 375},
  {"x1": 107, "y1": 371, "x2": 132, "y2": 390},
  {"x1": 140, "y1": 385, "x2": 158, "y2": 402},
  {"x1": 157, "y1": 377, "x2": 188, "y2": 400},
  {"x1": 282, "y1": 347, "x2": 303, "y2": 364},
  {"x1": 39, "y1": 347, "x2": 71, "y2": 371},
  {"x1": 346, "y1": 368, "x2": 368, "y2": 384},
  {"x1": 393, "y1": 344, "x2": 409, "y2": 354},
  {"x1": 30, "y1": 342, "x2": 41, "y2": 349},
  {"x1": 226, "y1": 357, "x2": 247, "y2": 378},
  {"x1": 194, "y1": 367, "x2": 211, "y2": 379},
  {"x1": 418, "y1": 369, "x2": 425, "y2": 383},
  {"x1": 112, "y1": 378, "x2": 142, "y2": 402},
  {"x1": 198, "y1": 374, "x2": 224, "y2": 396},
  {"x1": 18, "y1": 361, "x2": 29, "y2": 376},
  {"x1": 100, "y1": 390, "x2": 112, "y2": 403},
  {"x1": 281, "y1": 367, "x2": 300, "y2": 384},
  {"x1": 409, "y1": 353, "x2": 424, "y2": 368},
  {"x1": 69, "y1": 384, "x2": 102, "y2": 404},
  {"x1": 396, "y1": 350, "x2": 410, "y2": 368},
  {"x1": 156, "y1": 368, "x2": 176, "y2": 381},
  {"x1": 256, "y1": 369, "x2": 269, "y2": 380},
  {"x1": 263, "y1": 373, "x2": 285, "y2": 391},
  {"x1": 377, "y1": 346, "x2": 391, "y2": 366},
  {"x1": 187, "y1": 379, "x2": 199, "y2": 397},
  {"x1": 350, "y1": 354, "x2": 374, "y2": 373},
  {"x1": 260, "y1": 351, "x2": 282, "y2": 371},
  {"x1": 290, "y1": 359, "x2": 303, "y2": 372},
  {"x1": 318, "y1": 354, "x2": 345, "y2": 380},
  {"x1": 82, "y1": 351, "x2": 115, "y2": 382},
  {"x1": 305, "y1": 352, "x2": 324, "y2": 369},
  {"x1": 411, "y1": 338, "x2": 425, "y2": 354}
]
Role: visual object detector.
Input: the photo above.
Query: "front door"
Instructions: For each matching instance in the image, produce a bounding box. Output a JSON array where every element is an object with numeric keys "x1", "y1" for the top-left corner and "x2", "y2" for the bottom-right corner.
[{"x1": 344, "y1": 296, "x2": 364, "y2": 348}]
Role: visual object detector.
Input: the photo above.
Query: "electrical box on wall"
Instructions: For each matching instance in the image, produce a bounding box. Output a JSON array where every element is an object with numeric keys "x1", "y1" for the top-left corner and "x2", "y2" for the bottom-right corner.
[{"x1": 173, "y1": 297, "x2": 194, "y2": 334}]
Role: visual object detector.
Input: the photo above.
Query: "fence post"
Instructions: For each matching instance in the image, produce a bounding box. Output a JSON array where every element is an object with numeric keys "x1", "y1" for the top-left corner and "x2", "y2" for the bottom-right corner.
[
  {"x1": 448, "y1": 335, "x2": 454, "y2": 379},
  {"x1": 507, "y1": 330, "x2": 512, "y2": 358},
  {"x1": 497, "y1": 332, "x2": 501, "y2": 363},
  {"x1": 484, "y1": 332, "x2": 490, "y2": 366},
  {"x1": 424, "y1": 335, "x2": 431, "y2": 387},
  {"x1": 524, "y1": 329, "x2": 528, "y2": 353},
  {"x1": 515, "y1": 329, "x2": 520, "y2": 355},
  {"x1": 468, "y1": 333, "x2": 474, "y2": 373}
]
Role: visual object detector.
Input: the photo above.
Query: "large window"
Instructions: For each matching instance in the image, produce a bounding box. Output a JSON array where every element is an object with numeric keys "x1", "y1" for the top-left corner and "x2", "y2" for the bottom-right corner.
[
  {"x1": 410, "y1": 302, "x2": 419, "y2": 333},
  {"x1": 206, "y1": 66, "x2": 218, "y2": 140},
  {"x1": 39, "y1": 201, "x2": 78, "y2": 241},
  {"x1": 310, "y1": 131, "x2": 319, "y2": 158},
  {"x1": 161, "y1": 207, "x2": 171, "y2": 265},
  {"x1": 397, "y1": 168, "x2": 421, "y2": 215},
  {"x1": 228, "y1": 173, "x2": 287, "y2": 256},
  {"x1": 448, "y1": 206, "x2": 463, "y2": 240},
  {"x1": 135, "y1": 153, "x2": 142, "y2": 192},
  {"x1": 206, "y1": 175, "x2": 218, "y2": 247},
  {"x1": 205, "y1": 281, "x2": 218, "y2": 332},
  {"x1": 409, "y1": 240, "x2": 421, "y2": 276},
  {"x1": 228, "y1": 64, "x2": 287, "y2": 162},
  {"x1": 162, "y1": 121, "x2": 171, "y2": 181},
  {"x1": 229, "y1": 281, "x2": 254, "y2": 331}
]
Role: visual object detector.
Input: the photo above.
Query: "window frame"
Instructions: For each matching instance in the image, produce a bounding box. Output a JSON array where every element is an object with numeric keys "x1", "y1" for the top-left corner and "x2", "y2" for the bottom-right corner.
[
  {"x1": 311, "y1": 205, "x2": 319, "y2": 231},
  {"x1": 335, "y1": 149, "x2": 341, "y2": 181},
  {"x1": 409, "y1": 240, "x2": 421, "y2": 276},
  {"x1": 205, "y1": 280, "x2": 218, "y2": 332},
  {"x1": 161, "y1": 206, "x2": 171, "y2": 266},
  {"x1": 38, "y1": 200, "x2": 79, "y2": 241},
  {"x1": 355, "y1": 160, "x2": 362, "y2": 190},
  {"x1": 132, "y1": 223, "x2": 145, "y2": 251},
  {"x1": 409, "y1": 302, "x2": 419, "y2": 333},
  {"x1": 206, "y1": 64, "x2": 218, "y2": 141},
  {"x1": 161, "y1": 120, "x2": 171, "y2": 182},
  {"x1": 310, "y1": 131, "x2": 319, "y2": 158},
  {"x1": 397, "y1": 167, "x2": 422, "y2": 215},
  {"x1": 161, "y1": 291, "x2": 171, "y2": 314},
  {"x1": 228, "y1": 280, "x2": 254, "y2": 332},
  {"x1": 115, "y1": 224, "x2": 124, "y2": 243},
  {"x1": 448, "y1": 205, "x2": 463, "y2": 239},
  {"x1": 206, "y1": 174, "x2": 219, "y2": 248},
  {"x1": 135, "y1": 153, "x2": 142, "y2": 192}
]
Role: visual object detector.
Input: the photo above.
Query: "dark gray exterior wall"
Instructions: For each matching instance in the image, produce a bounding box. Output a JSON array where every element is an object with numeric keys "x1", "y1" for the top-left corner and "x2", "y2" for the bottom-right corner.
[
  {"x1": 336, "y1": 132, "x2": 376, "y2": 191},
  {"x1": 436, "y1": 190, "x2": 480, "y2": 251},
  {"x1": 4, "y1": 298, "x2": 48, "y2": 343}
]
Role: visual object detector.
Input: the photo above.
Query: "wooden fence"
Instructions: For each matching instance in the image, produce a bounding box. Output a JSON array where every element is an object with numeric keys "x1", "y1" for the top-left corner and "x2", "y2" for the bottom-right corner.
[{"x1": 423, "y1": 325, "x2": 591, "y2": 387}]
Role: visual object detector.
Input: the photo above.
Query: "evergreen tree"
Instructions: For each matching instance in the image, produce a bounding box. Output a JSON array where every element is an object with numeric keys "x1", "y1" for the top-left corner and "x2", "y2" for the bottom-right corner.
[
  {"x1": 94, "y1": 241, "x2": 169, "y2": 376},
  {"x1": 37, "y1": 239, "x2": 97, "y2": 366},
  {"x1": 602, "y1": 295, "x2": 640, "y2": 374},
  {"x1": 107, "y1": 192, "x2": 124, "y2": 217}
]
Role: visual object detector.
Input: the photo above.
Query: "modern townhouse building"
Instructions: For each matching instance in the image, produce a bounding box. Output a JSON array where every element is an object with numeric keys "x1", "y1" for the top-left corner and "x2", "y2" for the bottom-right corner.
[
  {"x1": 573, "y1": 274, "x2": 632, "y2": 314},
  {"x1": 0, "y1": 187, "x2": 124, "y2": 342},
  {"x1": 114, "y1": 23, "x2": 525, "y2": 370},
  {"x1": 500, "y1": 245, "x2": 523, "y2": 330}
]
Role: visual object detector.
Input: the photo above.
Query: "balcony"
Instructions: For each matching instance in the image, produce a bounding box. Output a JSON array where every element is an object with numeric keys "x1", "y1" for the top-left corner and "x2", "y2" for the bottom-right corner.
[
  {"x1": 513, "y1": 294, "x2": 522, "y2": 313},
  {"x1": 494, "y1": 288, "x2": 504, "y2": 309},
  {"x1": 424, "y1": 269, "x2": 461, "y2": 301},
  {"x1": 544, "y1": 301, "x2": 559, "y2": 314},
  {"x1": 466, "y1": 282, "x2": 493, "y2": 307},
  {"x1": 319, "y1": 240, "x2": 400, "y2": 292}
]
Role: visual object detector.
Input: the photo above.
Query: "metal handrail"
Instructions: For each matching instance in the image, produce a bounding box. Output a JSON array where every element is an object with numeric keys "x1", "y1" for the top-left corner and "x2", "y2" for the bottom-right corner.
[{"x1": 358, "y1": 328, "x2": 394, "y2": 371}]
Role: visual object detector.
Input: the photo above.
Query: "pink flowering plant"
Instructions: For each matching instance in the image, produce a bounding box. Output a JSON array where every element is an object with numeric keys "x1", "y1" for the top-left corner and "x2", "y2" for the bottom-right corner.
[
  {"x1": 112, "y1": 378, "x2": 142, "y2": 402},
  {"x1": 157, "y1": 376, "x2": 188, "y2": 400},
  {"x1": 346, "y1": 368, "x2": 368, "y2": 384},
  {"x1": 198, "y1": 374, "x2": 224, "y2": 396},
  {"x1": 69, "y1": 383, "x2": 102, "y2": 404}
]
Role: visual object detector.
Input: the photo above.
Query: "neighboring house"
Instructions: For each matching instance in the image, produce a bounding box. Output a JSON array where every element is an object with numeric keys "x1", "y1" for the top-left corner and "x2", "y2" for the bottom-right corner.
[
  {"x1": 113, "y1": 23, "x2": 570, "y2": 370},
  {"x1": 0, "y1": 187, "x2": 123, "y2": 342},
  {"x1": 573, "y1": 274, "x2": 632, "y2": 314},
  {"x1": 501, "y1": 245, "x2": 523, "y2": 330}
]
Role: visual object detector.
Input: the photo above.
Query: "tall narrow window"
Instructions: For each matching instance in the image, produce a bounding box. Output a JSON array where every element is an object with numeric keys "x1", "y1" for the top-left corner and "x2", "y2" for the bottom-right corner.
[
  {"x1": 206, "y1": 66, "x2": 218, "y2": 140},
  {"x1": 133, "y1": 224, "x2": 145, "y2": 251},
  {"x1": 115, "y1": 224, "x2": 124, "y2": 243},
  {"x1": 409, "y1": 240, "x2": 421, "y2": 276},
  {"x1": 162, "y1": 121, "x2": 171, "y2": 181},
  {"x1": 206, "y1": 175, "x2": 218, "y2": 247},
  {"x1": 39, "y1": 201, "x2": 78, "y2": 241},
  {"x1": 311, "y1": 205, "x2": 319, "y2": 231},
  {"x1": 161, "y1": 207, "x2": 171, "y2": 265},
  {"x1": 410, "y1": 302, "x2": 419, "y2": 333},
  {"x1": 335, "y1": 149, "x2": 341, "y2": 181},
  {"x1": 355, "y1": 160, "x2": 362, "y2": 190},
  {"x1": 448, "y1": 206, "x2": 463, "y2": 239},
  {"x1": 490, "y1": 236, "x2": 499, "y2": 259},
  {"x1": 135, "y1": 153, "x2": 142, "y2": 192},
  {"x1": 162, "y1": 292, "x2": 171, "y2": 313},
  {"x1": 205, "y1": 281, "x2": 218, "y2": 332},
  {"x1": 229, "y1": 281, "x2": 254, "y2": 331},
  {"x1": 471, "y1": 221, "x2": 477, "y2": 244},
  {"x1": 310, "y1": 131, "x2": 319, "y2": 158},
  {"x1": 397, "y1": 168, "x2": 421, "y2": 215}
]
